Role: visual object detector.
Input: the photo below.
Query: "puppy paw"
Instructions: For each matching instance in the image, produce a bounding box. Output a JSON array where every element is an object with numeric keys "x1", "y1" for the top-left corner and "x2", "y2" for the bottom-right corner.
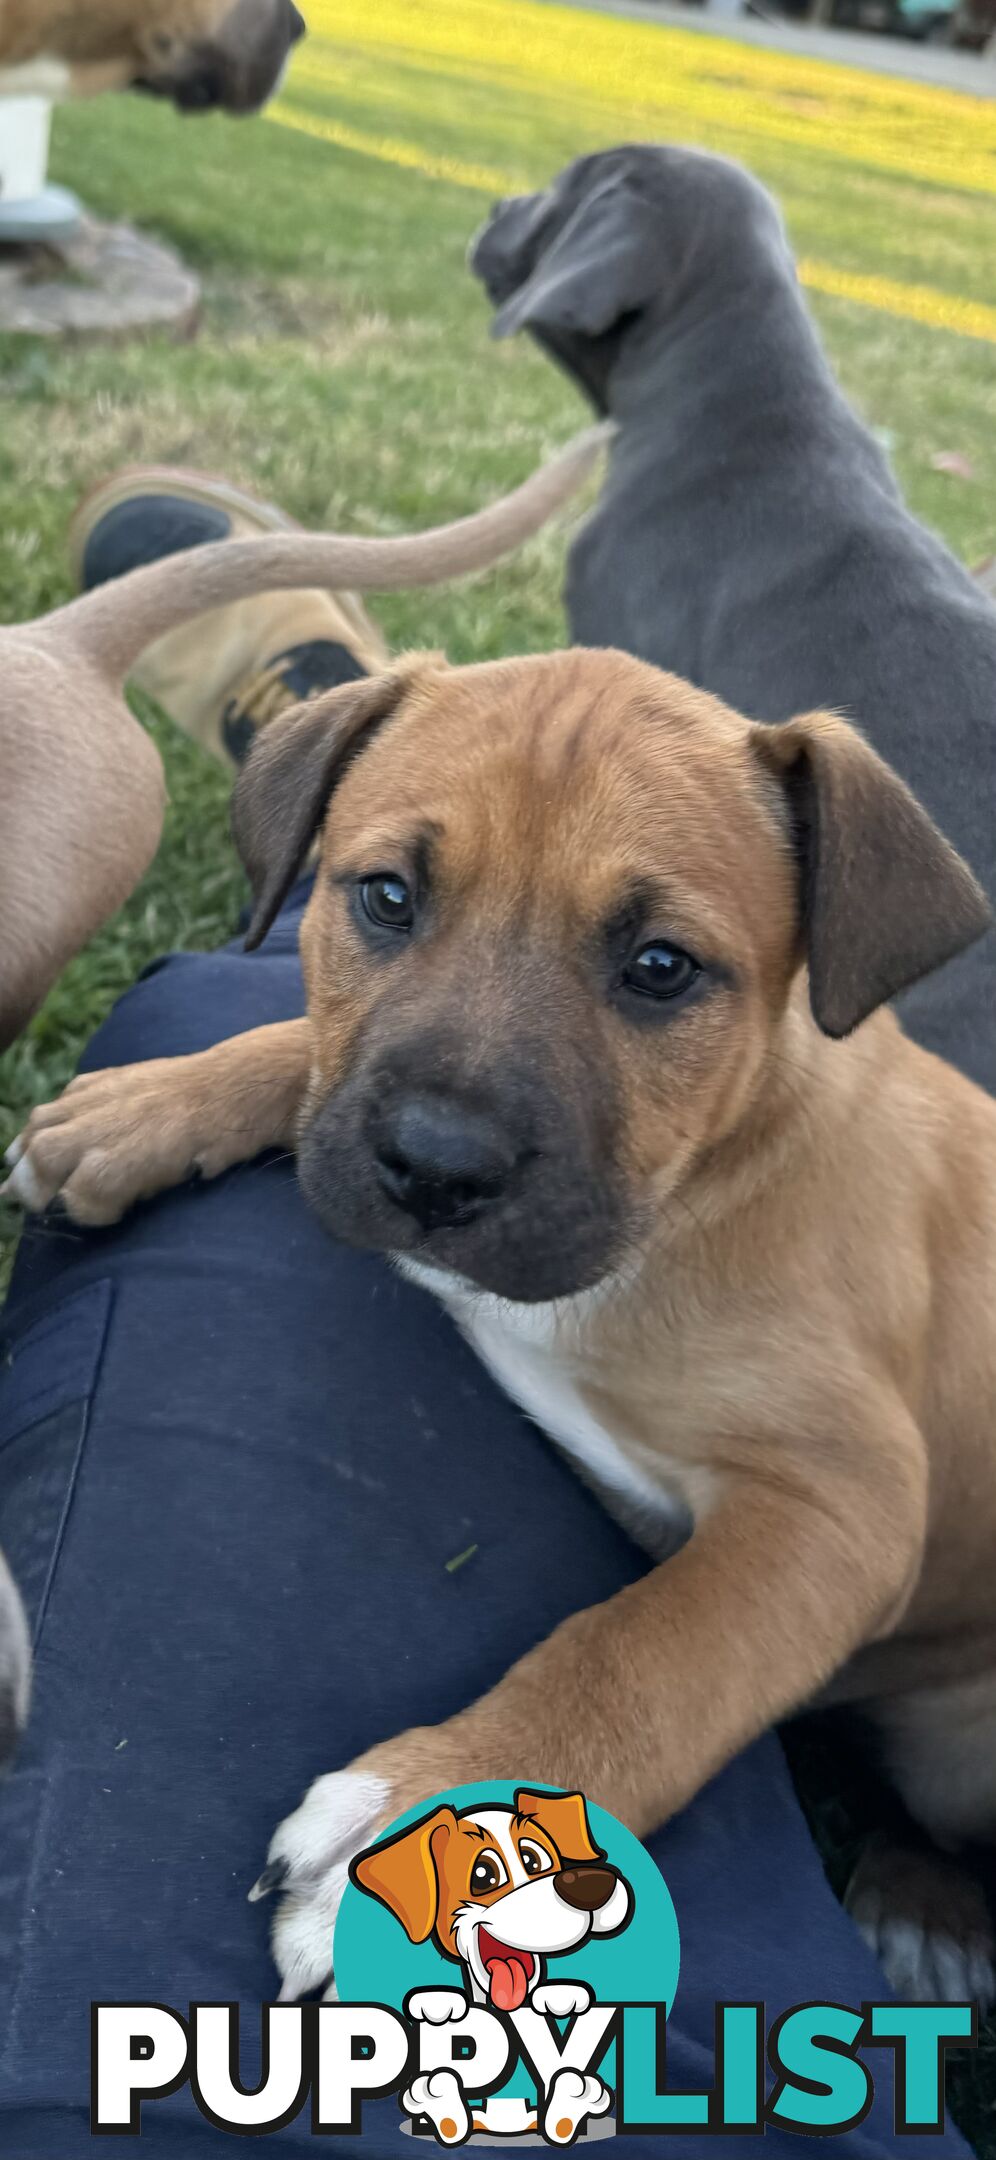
[
  {"x1": 532, "y1": 1981, "x2": 592, "y2": 2019},
  {"x1": 250, "y1": 1769, "x2": 391, "y2": 2001},
  {"x1": 403, "y1": 2069, "x2": 470, "y2": 2144},
  {"x1": 1, "y1": 1066, "x2": 206, "y2": 1226},
  {"x1": 252, "y1": 1721, "x2": 497, "y2": 2001},
  {"x1": 847, "y1": 1835, "x2": 996, "y2": 2011},
  {"x1": 408, "y1": 1988, "x2": 470, "y2": 2024},
  {"x1": 544, "y1": 2069, "x2": 611, "y2": 2143}
]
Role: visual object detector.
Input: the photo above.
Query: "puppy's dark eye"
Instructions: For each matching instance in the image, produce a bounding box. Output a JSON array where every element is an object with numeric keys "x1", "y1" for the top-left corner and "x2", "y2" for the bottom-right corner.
[
  {"x1": 623, "y1": 942, "x2": 699, "y2": 1002},
  {"x1": 360, "y1": 875, "x2": 414, "y2": 931},
  {"x1": 519, "y1": 1841, "x2": 552, "y2": 1877},
  {"x1": 470, "y1": 1853, "x2": 505, "y2": 1895}
]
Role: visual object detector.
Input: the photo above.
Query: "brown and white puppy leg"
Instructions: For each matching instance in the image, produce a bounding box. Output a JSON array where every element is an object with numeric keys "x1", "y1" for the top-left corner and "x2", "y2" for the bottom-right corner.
[
  {"x1": 2, "y1": 1019, "x2": 312, "y2": 1227},
  {"x1": 257, "y1": 1427, "x2": 928, "y2": 1997}
]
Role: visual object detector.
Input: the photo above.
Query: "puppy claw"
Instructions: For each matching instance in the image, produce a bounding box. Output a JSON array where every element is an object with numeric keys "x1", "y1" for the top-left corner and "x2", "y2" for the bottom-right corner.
[
  {"x1": 249, "y1": 1857, "x2": 289, "y2": 1902},
  {"x1": 257, "y1": 1769, "x2": 391, "y2": 2000}
]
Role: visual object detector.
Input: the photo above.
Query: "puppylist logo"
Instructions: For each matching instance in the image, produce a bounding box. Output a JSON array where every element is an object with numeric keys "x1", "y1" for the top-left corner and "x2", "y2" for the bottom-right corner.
[{"x1": 90, "y1": 1782, "x2": 976, "y2": 2144}]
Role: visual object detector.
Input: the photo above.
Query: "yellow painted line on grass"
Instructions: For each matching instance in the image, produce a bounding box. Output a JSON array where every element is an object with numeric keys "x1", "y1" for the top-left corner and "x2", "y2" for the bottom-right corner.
[
  {"x1": 267, "y1": 104, "x2": 996, "y2": 348},
  {"x1": 267, "y1": 102, "x2": 520, "y2": 197},
  {"x1": 798, "y1": 259, "x2": 996, "y2": 344}
]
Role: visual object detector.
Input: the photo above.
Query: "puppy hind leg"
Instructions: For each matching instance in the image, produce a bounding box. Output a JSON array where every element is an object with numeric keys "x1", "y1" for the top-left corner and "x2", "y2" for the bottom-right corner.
[
  {"x1": 848, "y1": 1679, "x2": 996, "y2": 2009},
  {"x1": 873, "y1": 1674, "x2": 996, "y2": 1849},
  {"x1": 846, "y1": 1830, "x2": 995, "y2": 2011}
]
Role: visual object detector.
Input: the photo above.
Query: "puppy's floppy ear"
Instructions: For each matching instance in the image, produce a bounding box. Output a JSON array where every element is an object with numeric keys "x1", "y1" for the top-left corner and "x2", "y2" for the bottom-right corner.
[
  {"x1": 350, "y1": 1805, "x2": 457, "y2": 1944},
  {"x1": 231, "y1": 656, "x2": 444, "y2": 951},
  {"x1": 514, "y1": 1788, "x2": 603, "y2": 1865},
  {"x1": 752, "y1": 710, "x2": 990, "y2": 1039},
  {"x1": 491, "y1": 175, "x2": 661, "y2": 342}
]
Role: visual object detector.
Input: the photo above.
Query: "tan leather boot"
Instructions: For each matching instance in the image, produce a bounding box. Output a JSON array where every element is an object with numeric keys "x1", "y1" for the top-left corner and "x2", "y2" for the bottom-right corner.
[{"x1": 69, "y1": 465, "x2": 389, "y2": 768}]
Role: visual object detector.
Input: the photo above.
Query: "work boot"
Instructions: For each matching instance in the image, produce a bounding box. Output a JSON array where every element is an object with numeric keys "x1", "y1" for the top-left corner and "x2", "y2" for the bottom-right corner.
[{"x1": 70, "y1": 465, "x2": 389, "y2": 767}]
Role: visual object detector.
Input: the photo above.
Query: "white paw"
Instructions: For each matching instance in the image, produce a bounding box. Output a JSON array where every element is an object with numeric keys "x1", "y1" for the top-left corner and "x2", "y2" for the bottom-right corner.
[
  {"x1": 531, "y1": 1981, "x2": 592, "y2": 2019},
  {"x1": 2, "y1": 1079, "x2": 133, "y2": 1225},
  {"x1": 544, "y1": 2069, "x2": 611, "y2": 2144},
  {"x1": 403, "y1": 2069, "x2": 470, "y2": 2143},
  {"x1": 855, "y1": 1911, "x2": 995, "y2": 2011},
  {"x1": 408, "y1": 1988, "x2": 470, "y2": 2025},
  {"x1": 249, "y1": 1769, "x2": 389, "y2": 2000}
]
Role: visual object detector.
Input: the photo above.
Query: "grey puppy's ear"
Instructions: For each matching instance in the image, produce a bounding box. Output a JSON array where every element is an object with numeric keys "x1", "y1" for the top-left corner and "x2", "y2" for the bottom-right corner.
[
  {"x1": 752, "y1": 710, "x2": 991, "y2": 1038},
  {"x1": 231, "y1": 659, "x2": 441, "y2": 950},
  {"x1": 491, "y1": 175, "x2": 661, "y2": 341}
]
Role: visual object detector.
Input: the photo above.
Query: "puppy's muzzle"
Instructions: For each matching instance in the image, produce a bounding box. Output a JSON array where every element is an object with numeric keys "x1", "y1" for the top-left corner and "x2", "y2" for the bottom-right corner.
[
  {"x1": 138, "y1": 0, "x2": 306, "y2": 113},
  {"x1": 370, "y1": 1090, "x2": 524, "y2": 1234},
  {"x1": 554, "y1": 1865, "x2": 619, "y2": 1913},
  {"x1": 470, "y1": 191, "x2": 545, "y2": 306}
]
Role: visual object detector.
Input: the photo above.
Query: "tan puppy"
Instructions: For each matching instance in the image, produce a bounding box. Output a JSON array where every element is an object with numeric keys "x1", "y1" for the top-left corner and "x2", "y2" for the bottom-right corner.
[
  {"x1": 0, "y1": 431, "x2": 607, "y2": 1773},
  {"x1": 0, "y1": 0, "x2": 303, "y2": 107},
  {"x1": 6, "y1": 648, "x2": 994, "y2": 2006}
]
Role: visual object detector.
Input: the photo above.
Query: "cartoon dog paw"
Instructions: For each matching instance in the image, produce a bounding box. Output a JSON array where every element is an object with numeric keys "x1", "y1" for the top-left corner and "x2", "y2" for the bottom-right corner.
[
  {"x1": 544, "y1": 2069, "x2": 611, "y2": 2144},
  {"x1": 249, "y1": 1769, "x2": 391, "y2": 2000},
  {"x1": 403, "y1": 2069, "x2": 470, "y2": 2144},
  {"x1": 408, "y1": 1988, "x2": 470, "y2": 2024},
  {"x1": 531, "y1": 1981, "x2": 592, "y2": 2018}
]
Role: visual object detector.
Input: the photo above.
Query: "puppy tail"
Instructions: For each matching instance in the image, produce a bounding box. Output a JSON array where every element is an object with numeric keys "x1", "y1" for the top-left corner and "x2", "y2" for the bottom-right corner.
[
  {"x1": 53, "y1": 423, "x2": 614, "y2": 685},
  {"x1": 0, "y1": 1550, "x2": 30, "y2": 1775}
]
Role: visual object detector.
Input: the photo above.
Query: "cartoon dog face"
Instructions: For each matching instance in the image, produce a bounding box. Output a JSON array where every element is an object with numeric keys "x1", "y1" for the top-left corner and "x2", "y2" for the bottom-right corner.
[{"x1": 351, "y1": 1788, "x2": 632, "y2": 2009}]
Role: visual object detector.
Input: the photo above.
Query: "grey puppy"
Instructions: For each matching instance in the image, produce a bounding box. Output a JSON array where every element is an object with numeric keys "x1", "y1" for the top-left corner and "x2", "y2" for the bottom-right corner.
[{"x1": 471, "y1": 145, "x2": 996, "y2": 1096}]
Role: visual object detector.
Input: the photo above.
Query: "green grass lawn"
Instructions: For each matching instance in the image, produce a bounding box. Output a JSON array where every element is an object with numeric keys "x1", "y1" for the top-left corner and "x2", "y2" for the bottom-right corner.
[{"x1": 1, "y1": 0, "x2": 995, "y2": 2135}]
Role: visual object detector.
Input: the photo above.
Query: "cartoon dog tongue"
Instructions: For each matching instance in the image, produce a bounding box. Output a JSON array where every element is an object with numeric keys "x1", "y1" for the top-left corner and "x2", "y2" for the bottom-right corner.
[{"x1": 480, "y1": 1932, "x2": 534, "y2": 2011}]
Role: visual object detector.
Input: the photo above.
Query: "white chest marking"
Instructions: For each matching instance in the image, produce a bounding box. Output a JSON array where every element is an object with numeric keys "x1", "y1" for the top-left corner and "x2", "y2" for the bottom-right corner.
[
  {"x1": 399, "y1": 1262, "x2": 693, "y2": 1561},
  {"x1": 0, "y1": 57, "x2": 73, "y2": 99}
]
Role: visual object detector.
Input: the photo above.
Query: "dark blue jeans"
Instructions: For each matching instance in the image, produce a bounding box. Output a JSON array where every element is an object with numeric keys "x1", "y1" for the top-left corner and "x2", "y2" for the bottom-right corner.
[{"x1": 0, "y1": 887, "x2": 968, "y2": 2157}]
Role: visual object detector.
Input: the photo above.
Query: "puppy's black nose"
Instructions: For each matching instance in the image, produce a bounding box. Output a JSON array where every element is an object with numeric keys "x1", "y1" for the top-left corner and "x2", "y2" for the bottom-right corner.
[
  {"x1": 287, "y1": 2, "x2": 306, "y2": 44},
  {"x1": 174, "y1": 66, "x2": 224, "y2": 109},
  {"x1": 554, "y1": 1866, "x2": 618, "y2": 1913},
  {"x1": 374, "y1": 1094, "x2": 518, "y2": 1232}
]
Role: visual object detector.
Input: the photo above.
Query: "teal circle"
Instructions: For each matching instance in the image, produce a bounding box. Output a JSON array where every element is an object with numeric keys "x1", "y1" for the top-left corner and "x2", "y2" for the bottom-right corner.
[{"x1": 335, "y1": 1780, "x2": 680, "y2": 2017}]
